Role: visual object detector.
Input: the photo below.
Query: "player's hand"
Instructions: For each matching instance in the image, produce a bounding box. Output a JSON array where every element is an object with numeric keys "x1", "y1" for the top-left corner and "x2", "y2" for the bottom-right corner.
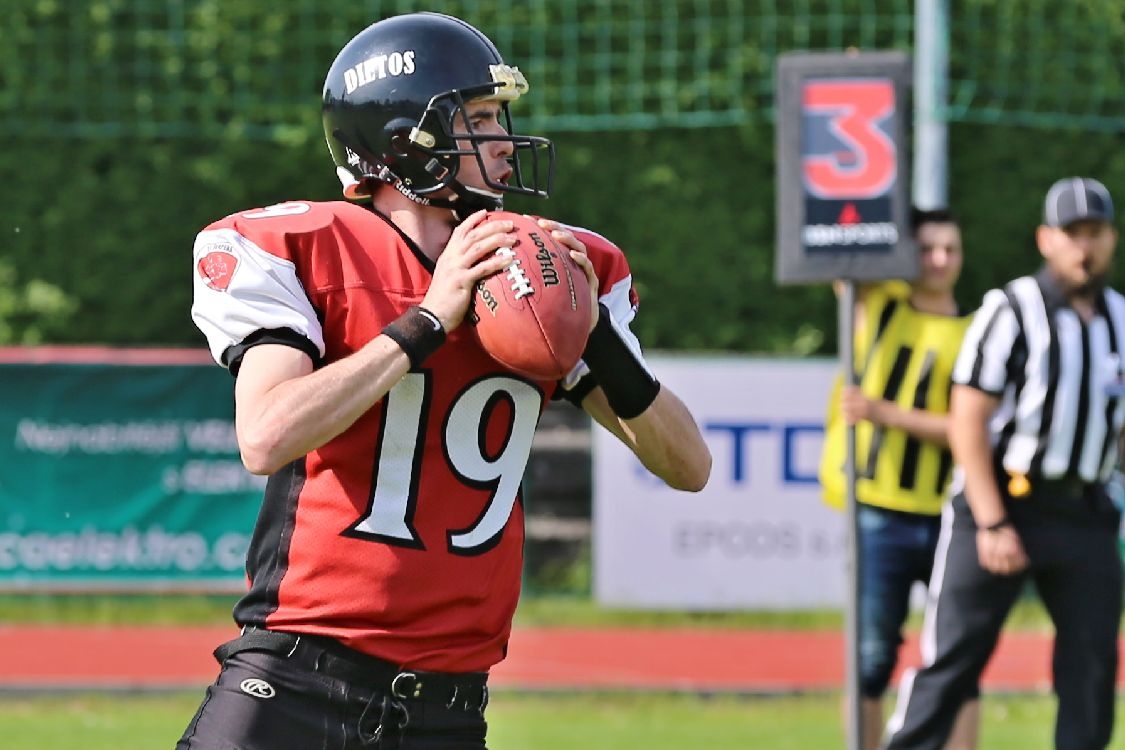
[
  {"x1": 840, "y1": 386, "x2": 877, "y2": 425},
  {"x1": 975, "y1": 524, "x2": 1029, "y2": 576},
  {"x1": 536, "y1": 218, "x2": 600, "y2": 333},
  {"x1": 422, "y1": 210, "x2": 518, "y2": 332}
]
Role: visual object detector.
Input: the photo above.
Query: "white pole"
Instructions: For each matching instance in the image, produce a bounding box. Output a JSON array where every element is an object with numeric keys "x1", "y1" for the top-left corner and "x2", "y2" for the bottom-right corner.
[
  {"x1": 840, "y1": 281, "x2": 863, "y2": 750},
  {"x1": 913, "y1": 0, "x2": 950, "y2": 208}
]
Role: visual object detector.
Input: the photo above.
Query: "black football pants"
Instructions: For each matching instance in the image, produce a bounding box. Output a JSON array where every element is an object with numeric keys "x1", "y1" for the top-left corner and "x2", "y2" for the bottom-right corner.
[
  {"x1": 884, "y1": 489, "x2": 1122, "y2": 750},
  {"x1": 176, "y1": 648, "x2": 488, "y2": 750}
]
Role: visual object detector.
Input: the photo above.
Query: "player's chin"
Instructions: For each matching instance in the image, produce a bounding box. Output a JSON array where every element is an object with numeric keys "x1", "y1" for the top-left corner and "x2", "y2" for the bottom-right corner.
[{"x1": 921, "y1": 275, "x2": 953, "y2": 292}]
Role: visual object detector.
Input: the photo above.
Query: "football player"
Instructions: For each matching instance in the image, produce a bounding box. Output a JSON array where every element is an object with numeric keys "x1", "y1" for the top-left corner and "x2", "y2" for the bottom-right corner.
[{"x1": 178, "y1": 12, "x2": 710, "y2": 750}]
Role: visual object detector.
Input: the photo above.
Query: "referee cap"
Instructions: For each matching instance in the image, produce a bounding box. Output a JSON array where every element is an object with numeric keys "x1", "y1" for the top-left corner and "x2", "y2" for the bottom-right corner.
[{"x1": 1043, "y1": 177, "x2": 1115, "y2": 227}]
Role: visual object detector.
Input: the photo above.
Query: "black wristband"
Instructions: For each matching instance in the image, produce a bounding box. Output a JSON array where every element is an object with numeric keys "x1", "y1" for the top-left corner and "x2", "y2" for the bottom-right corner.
[
  {"x1": 382, "y1": 306, "x2": 446, "y2": 369},
  {"x1": 582, "y1": 303, "x2": 661, "y2": 419},
  {"x1": 981, "y1": 516, "x2": 1012, "y2": 532}
]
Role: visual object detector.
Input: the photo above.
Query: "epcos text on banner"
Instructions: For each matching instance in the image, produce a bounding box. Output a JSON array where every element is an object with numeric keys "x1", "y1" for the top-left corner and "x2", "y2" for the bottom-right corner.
[
  {"x1": 774, "y1": 51, "x2": 916, "y2": 285},
  {"x1": 593, "y1": 357, "x2": 845, "y2": 610}
]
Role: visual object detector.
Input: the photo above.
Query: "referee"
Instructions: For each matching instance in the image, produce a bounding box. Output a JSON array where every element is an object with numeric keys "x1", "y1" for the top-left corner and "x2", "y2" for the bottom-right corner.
[{"x1": 884, "y1": 177, "x2": 1125, "y2": 750}]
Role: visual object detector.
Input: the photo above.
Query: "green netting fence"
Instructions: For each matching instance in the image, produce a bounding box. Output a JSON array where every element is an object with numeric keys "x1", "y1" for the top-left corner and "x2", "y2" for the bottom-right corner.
[{"x1": 2, "y1": 0, "x2": 1124, "y2": 140}]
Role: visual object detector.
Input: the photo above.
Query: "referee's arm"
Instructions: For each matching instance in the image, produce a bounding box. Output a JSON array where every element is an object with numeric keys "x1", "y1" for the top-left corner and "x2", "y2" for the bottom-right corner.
[{"x1": 949, "y1": 384, "x2": 1029, "y2": 575}]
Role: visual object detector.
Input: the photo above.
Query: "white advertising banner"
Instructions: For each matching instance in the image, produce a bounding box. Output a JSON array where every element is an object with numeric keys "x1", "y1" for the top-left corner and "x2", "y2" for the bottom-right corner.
[{"x1": 593, "y1": 356, "x2": 846, "y2": 609}]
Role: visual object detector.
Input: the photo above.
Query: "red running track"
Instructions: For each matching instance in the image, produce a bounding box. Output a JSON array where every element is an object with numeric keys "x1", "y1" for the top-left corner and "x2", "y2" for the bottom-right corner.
[{"x1": 0, "y1": 625, "x2": 1100, "y2": 692}]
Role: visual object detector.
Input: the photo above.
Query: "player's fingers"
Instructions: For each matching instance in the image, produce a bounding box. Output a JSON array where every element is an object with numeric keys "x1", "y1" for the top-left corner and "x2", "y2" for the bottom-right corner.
[
  {"x1": 447, "y1": 218, "x2": 512, "y2": 261},
  {"x1": 1003, "y1": 557, "x2": 1026, "y2": 575},
  {"x1": 568, "y1": 243, "x2": 590, "y2": 263},
  {"x1": 568, "y1": 248, "x2": 600, "y2": 332},
  {"x1": 548, "y1": 226, "x2": 586, "y2": 255},
  {"x1": 464, "y1": 217, "x2": 515, "y2": 245},
  {"x1": 450, "y1": 209, "x2": 489, "y2": 238},
  {"x1": 987, "y1": 551, "x2": 1012, "y2": 576},
  {"x1": 977, "y1": 537, "x2": 1001, "y2": 571},
  {"x1": 568, "y1": 247, "x2": 592, "y2": 273},
  {"x1": 569, "y1": 248, "x2": 598, "y2": 289},
  {"x1": 477, "y1": 248, "x2": 516, "y2": 275},
  {"x1": 839, "y1": 396, "x2": 862, "y2": 419},
  {"x1": 462, "y1": 234, "x2": 517, "y2": 269},
  {"x1": 992, "y1": 541, "x2": 1028, "y2": 575},
  {"x1": 441, "y1": 226, "x2": 513, "y2": 271}
]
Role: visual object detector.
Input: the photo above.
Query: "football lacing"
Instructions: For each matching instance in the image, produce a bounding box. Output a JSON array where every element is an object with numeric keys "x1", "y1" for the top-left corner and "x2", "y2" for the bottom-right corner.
[{"x1": 496, "y1": 247, "x2": 534, "y2": 299}]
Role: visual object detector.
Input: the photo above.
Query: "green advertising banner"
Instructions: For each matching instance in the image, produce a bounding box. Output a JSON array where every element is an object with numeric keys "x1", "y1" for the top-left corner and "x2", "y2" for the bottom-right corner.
[{"x1": 0, "y1": 348, "x2": 262, "y2": 591}]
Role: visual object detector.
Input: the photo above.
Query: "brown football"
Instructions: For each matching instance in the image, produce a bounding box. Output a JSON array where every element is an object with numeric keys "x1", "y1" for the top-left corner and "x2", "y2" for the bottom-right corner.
[{"x1": 472, "y1": 212, "x2": 593, "y2": 380}]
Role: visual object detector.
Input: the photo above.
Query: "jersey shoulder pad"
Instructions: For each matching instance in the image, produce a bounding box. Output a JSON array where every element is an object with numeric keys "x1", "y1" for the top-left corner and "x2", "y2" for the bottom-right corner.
[
  {"x1": 560, "y1": 223, "x2": 632, "y2": 297},
  {"x1": 203, "y1": 200, "x2": 393, "y2": 263}
]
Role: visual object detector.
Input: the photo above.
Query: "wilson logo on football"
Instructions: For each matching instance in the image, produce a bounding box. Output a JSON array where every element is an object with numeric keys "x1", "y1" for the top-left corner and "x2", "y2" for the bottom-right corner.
[
  {"x1": 198, "y1": 251, "x2": 238, "y2": 291},
  {"x1": 239, "y1": 678, "x2": 276, "y2": 699}
]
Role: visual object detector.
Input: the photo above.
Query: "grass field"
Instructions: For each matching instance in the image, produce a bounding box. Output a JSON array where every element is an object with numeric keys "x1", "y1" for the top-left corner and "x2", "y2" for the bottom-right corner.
[
  {"x1": 0, "y1": 590, "x2": 1062, "y2": 630},
  {"x1": 1, "y1": 690, "x2": 1120, "y2": 749},
  {"x1": 0, "y1": 592, "x2": 1102, "y2": 748}
]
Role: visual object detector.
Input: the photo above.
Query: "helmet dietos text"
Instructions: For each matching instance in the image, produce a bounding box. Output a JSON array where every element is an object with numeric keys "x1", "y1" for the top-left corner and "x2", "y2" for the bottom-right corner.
[{"x1": 343, "y1": 50, "x2": 417, "y2": 94}]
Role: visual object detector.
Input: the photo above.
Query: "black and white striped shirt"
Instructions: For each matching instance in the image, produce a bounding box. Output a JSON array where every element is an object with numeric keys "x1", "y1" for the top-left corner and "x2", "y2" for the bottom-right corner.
[{"x1": 953, "y1": 269, "x2": 1125, "y2": 483}]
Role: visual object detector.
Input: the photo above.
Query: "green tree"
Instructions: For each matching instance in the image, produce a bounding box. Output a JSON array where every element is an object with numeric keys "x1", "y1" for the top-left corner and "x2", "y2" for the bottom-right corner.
[{"x1": 0, "y1": 262, "x2": 76, "y2": 345}]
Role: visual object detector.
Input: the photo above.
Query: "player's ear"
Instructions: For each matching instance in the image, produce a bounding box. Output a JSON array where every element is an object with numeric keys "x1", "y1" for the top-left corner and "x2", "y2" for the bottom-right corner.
[{"x1": 1035, "y1": 225, "x2": 1054, "y2": 260}]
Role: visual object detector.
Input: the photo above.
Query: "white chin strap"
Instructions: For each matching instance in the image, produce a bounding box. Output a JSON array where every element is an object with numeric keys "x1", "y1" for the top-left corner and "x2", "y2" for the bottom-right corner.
[{"x1": 337, "y1": 167, "x2": 367, "y2": 200}]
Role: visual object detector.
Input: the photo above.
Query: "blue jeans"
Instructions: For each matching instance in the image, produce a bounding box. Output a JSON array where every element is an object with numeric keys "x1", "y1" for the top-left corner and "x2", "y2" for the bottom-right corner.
[{"x1": 857, "y1": 504, "x2": 941, "y2": 698}]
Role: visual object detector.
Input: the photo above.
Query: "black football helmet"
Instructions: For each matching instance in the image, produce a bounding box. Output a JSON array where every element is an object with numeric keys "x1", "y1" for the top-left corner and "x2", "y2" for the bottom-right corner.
[{"x1": 322, "y1": 12, "x2": 555, "y2": 219}]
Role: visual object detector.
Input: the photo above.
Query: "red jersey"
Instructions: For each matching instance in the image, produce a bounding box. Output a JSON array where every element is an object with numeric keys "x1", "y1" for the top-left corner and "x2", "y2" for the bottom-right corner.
[{"x1": 191, "y1": 200, "x2": 640, "y2": 672}]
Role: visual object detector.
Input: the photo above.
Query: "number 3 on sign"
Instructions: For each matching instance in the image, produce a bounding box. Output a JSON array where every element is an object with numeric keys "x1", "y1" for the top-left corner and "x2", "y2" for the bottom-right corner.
[{"x1": 802, "y1": 79, "x2": 896, "y2": 199}]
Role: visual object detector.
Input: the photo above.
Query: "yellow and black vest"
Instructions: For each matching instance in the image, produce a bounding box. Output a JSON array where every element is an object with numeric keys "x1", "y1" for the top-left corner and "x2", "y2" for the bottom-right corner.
[{"x1": 819, "y1": 282, "x2": 973, "y2": 515}]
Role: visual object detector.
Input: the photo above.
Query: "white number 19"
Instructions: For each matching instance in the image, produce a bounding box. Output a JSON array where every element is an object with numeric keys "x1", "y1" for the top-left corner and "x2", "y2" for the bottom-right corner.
[{"x1": 345, "y1": 372, "x2": 542, "y2": 554}]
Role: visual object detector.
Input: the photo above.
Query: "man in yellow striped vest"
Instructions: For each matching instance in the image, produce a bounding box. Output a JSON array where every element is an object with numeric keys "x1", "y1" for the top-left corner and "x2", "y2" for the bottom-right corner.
[{"x1": 819, "y1": 208, "x2": 977, "y2": 750}]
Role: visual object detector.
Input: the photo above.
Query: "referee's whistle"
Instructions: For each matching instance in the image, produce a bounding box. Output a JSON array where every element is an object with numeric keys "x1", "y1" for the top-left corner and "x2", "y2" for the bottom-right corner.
[{"x1": 1007, "y1": 472, "x2": 1031, "y2": 498}]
